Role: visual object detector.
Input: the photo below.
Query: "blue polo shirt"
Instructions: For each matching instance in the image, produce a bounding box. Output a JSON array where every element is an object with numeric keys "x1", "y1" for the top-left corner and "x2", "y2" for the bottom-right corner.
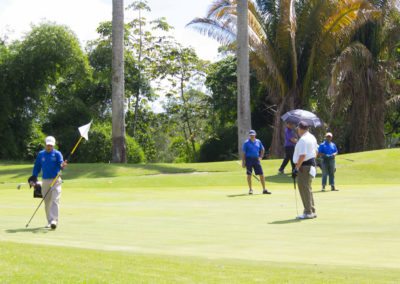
[
  {"x1": 242, "y1": 139, "x2": 264, "y2": 158},
  {"x1": 32, "y1": 149, "x2": 64, "y2": 179},
  {"x1": 318, "y1": 141, "x2": 338, "y2": 156}
]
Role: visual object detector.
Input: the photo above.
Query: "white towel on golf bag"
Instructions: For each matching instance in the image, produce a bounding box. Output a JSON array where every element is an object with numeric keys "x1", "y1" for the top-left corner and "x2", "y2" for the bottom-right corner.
[{"x1": 309, "y1": 166, "x2": 316, "y2": 178}]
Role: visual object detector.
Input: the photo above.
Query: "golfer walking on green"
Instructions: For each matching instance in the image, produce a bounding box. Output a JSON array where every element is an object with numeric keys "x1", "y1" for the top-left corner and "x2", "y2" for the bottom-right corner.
[
  {"x1": 292, "y1": 122, "x2": 318, "y2": 219},
  {"x1": 242, "y1": 130, "x2": 271, "y2": 195},
  {"x1": 29, "y1": 136, "x2": 67, "y2": 229}
]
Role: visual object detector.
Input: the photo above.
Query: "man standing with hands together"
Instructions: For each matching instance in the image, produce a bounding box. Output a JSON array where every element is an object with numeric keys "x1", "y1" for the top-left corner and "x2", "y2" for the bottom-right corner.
[
  {"x1": 242, "y1": 130, "x2": 271, "y2": 195},
  {"x1": 292, "y1": 122, "x2": 318, "y2": 219}
]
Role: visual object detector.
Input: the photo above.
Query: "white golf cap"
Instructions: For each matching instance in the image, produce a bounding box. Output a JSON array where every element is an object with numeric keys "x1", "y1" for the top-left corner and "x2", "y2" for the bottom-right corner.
[
  {"x1": 45, "y1": 136, "x2": 56, "y2": 146},
  {"x1": 325, "y1": 132, "x2": 333, "y2": 137}
]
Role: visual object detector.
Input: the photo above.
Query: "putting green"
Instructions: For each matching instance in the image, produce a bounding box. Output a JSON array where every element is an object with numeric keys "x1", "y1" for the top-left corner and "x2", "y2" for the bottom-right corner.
[{"x1": 0, "y1": 149, "x2": 399, "y2": 282}]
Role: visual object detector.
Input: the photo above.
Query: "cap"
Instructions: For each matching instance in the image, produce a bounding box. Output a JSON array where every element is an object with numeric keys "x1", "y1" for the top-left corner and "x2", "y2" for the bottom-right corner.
[
  {"x1": 45, "y1": 136, "x2": 56, "y2": 146},
  {"x1": 325, "y1": 132, "x2": 333, "y2": 137},
  {"x1": 249, "y1": 130, "x2": 256, "y2": 136},
  {"x1": 297, "y1": 121, "x2": 309, "y2": 130}
]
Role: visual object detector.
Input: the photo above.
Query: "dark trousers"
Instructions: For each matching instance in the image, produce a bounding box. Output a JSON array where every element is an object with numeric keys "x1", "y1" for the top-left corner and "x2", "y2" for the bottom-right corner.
[{"x1": 279, "y1": 146, "x2": 295, "y2": 171}]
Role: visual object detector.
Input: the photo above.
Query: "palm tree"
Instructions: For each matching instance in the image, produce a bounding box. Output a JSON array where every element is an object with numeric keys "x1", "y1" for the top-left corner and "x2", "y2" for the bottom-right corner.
[
  {"x1": 236, "y1": 0, "x2": 252, "y2": 155},
  {"x1": 328, "y1": 0, "x2": 400, "y2": 152},
  {"x1": 112, "y1": 0, "x2": 127, "y2": 162},
  {"x1": 189, "y1": 0, "x2": 377, "y2": 156}
]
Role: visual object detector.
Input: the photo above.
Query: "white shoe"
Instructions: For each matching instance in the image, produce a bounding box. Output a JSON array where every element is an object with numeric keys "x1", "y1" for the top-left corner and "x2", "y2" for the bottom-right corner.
[
  {"x1": 50, "y1": 220, "x2": 57, "y2": 230},
  {"x1": 296, "y1": 214, "x2": 314, "y2": 219},
  {"x1": 45, "y1": 224, "x2": 51, "y2": 229}
]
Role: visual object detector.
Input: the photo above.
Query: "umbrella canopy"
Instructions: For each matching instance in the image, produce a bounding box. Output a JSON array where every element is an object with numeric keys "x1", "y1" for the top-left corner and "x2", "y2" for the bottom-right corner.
[{"x1": 281, "y1": 109, "x2": 322, "y2": 128}]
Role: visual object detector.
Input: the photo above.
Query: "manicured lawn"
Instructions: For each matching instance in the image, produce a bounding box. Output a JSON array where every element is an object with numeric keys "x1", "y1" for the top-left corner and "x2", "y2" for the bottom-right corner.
[{"x1": 0, "y1": 149, "x2": 399, "y2": 283}]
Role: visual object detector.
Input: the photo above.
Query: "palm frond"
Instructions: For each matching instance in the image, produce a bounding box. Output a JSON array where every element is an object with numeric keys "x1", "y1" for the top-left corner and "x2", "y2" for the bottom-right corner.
[
  {"x1": 328, "y1": 41, "x2": 373, "y2": 98},
  {"x1": 187, "y1": 18, "x2": 237, "y2": 46},
  {"x1": 386, "y1": 95, "x2": 400, "y2": 106}
]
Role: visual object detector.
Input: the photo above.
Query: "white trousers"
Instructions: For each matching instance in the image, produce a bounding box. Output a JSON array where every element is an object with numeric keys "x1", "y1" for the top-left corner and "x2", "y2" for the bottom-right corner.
[{"x1": 41, "y1": 178, "x2": 62, "y2": 224}]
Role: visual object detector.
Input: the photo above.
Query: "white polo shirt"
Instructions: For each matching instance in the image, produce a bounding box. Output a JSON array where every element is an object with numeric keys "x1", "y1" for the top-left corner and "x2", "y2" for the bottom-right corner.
[{"x1": 293, "y1": 131, "x2": 318, "y2": 164}]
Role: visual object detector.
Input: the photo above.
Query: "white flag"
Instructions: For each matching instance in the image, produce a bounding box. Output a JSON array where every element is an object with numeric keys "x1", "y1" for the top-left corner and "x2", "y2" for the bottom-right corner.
[{"x1": 78, "y1": 121, "x2": 92, "y2": 140}]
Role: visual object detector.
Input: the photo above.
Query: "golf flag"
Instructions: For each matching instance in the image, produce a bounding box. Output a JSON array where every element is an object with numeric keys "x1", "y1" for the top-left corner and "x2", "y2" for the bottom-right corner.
[{"x1": 78, "y1": 120, "x2": 92, "y2": 140}]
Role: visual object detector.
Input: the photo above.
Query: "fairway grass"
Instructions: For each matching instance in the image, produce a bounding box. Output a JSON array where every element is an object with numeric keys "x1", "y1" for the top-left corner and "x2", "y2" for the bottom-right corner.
[{"x1": 0, "y1": 149, "x2": 399, "y2": 283}]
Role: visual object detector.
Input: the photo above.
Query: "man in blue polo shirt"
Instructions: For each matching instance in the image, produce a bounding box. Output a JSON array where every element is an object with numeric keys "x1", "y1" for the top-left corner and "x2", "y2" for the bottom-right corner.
[
  {"x1": 28, "y1": 136, "x2": 67, "y2": 229},
  {"x1": 318, "y1": 132, "x2": 338, "y2": 191},
  {"x1": 242, "y1": 130, "x2": 271, "y2": 195}
]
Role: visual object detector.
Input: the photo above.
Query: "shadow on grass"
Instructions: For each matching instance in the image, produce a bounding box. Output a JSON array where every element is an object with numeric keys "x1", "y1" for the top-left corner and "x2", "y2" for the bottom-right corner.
[
  {"x1": 5, "y1": 227, "x2": 50, "y2": 234},
  {"x1": 61, "y1": 163, "x2": 202, "y2": 179},
  {"x1": 0, "y1": 166, "x2": 32, "y2": 182},
  {"x1": 269, "y1": 219, "x2": 302, "y2": 224},
  {"x1": 266, "y1": 173, "x2": 322, "y2": 184},
  {"x1": 227, "y1": 193, "x2": 264, "y2": 197}
]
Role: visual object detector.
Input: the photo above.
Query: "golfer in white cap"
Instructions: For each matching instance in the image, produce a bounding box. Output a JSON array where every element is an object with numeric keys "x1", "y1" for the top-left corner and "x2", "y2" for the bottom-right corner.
[
  {"x1": 318, "y1": 132, "x2": 338, "y2": 191},
  {"x1": 28, "y1": 136, "x2": 67, "y2": 229}
]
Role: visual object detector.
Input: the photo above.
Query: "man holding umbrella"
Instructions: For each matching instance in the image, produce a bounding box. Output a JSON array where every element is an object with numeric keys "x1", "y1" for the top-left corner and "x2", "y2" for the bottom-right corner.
[{"x1": 292, "y1": 121, "x2": 319, "y2": 219}]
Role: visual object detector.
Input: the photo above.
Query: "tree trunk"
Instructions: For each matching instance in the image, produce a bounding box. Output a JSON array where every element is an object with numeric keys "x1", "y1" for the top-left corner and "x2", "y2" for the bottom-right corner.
[
  {"x1": 132, "y1": 8, "x2": 143, "y2": 138},
  {"x1": 236, "y1": 0, "x2": 252, "y2": 155},
  {"x1": 270, "y1": 102, "x2": 286, "y2": 157},
  {"x1": 112, "y1": 0, "x2": 127, "y2": 163},
  {"x1": 270, "y1": 91, "x2": 296, "y2": 157},
  {"x1": 180, "y1": 77, "x2": 196, "y2": 159}
]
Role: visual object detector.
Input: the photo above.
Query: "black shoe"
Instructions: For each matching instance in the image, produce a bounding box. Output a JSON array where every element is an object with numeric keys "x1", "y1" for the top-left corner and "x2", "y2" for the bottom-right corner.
[
  {"x1": 331, "y1": 186, "x2": 338, "y2": 191},
  {"x1": 50, "y1": 222, "x2": 57, "y2": 230},
  {"x1": 262, "y1": 189, "x2": 271, "y2": 194}
]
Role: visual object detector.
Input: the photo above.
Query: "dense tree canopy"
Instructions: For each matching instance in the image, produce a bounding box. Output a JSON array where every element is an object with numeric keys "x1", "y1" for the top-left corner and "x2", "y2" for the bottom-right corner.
[{"x1": 0, "y1": 0, "x2": 399, "y2": 163}]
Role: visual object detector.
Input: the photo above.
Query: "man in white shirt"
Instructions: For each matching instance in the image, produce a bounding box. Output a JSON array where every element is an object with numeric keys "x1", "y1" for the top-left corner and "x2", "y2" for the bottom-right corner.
[{"x1": 292, "y1": 121, "x2": 319, "y2": 219}]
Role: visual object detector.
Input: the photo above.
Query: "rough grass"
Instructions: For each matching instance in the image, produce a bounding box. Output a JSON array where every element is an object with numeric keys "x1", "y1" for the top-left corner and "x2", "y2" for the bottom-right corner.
[{"x1": 0, "y1": 149, "x2": 399, "y2": 283}]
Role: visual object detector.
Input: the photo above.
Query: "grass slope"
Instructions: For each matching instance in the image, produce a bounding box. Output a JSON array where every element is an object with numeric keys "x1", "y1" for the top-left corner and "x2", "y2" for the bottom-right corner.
[{"x1": 0, "y1": 149, "x2": 399, "y2": 283}]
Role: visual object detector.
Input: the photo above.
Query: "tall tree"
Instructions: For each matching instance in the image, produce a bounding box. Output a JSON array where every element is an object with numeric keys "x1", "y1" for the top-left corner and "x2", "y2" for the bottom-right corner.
[
  {"x1": 236, "y1": 0, "x2": 252, "y2": 155},
  {"x1": 189, "y1": 0, "x2": 378, "y2": 156},
  {"x1": 112, "y1": 0, "x2": 127, "y2": 162},
  {"x1": 328, "y1": 1, "x2": 400, "y2": 152}
]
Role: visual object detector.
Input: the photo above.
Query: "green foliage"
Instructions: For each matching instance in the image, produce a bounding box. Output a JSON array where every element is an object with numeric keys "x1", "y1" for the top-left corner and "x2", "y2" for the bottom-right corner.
[
  {"x1": 168, "y1": 136, "x2": 192, "y2": 163},
  {"x1": 0, "y1": 23, "x2": 90, "y2": 159},
  {"x1": 126, "y1": 135, "x2": 145, "y2": 163},
  {"x1": 77, "y1": 122, "x2": 144, "y2": 163},
  {"x1": 24, "y1": 122, "x2": 46, "y2": 161},
  {"x1": 75, "y1": 123, "x2": 112, "y2": 163},
  {"x1": 199, "y1": 127, "x2": 238, "y2": 162},
  {"x1": 205, "y1": 55, "x2": 237, "y2": 128}
]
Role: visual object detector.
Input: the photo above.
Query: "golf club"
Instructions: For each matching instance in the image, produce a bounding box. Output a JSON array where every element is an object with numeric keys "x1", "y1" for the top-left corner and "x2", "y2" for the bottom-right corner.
[
  {"x1": 293, "y1": 176, "x2": 299, "y2": 217},
  {"x1": 235, "y1": 161, "x2": 260, "y2": 181},
  {"x1": 25, "y1": 180, "x2": 58, "y2": 228}
]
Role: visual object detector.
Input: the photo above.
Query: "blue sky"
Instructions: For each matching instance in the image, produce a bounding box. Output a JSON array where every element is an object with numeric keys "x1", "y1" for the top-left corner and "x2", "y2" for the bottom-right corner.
[{"x1": 0, "y1": 0, "x2": 220, "y2": 61}]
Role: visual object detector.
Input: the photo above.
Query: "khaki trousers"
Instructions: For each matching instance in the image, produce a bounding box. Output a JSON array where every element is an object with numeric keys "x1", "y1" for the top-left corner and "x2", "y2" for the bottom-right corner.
[
  {"x1": 297, "y1": 166, "x2": 315, "y2": 215},
  {"x1": 41, "y1": 178, "x2": 62, "y2": 224}
]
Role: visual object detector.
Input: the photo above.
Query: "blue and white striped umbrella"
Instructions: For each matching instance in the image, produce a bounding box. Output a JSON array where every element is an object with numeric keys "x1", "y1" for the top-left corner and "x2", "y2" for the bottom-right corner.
[{"x1": 281, "y1": 109, "x2": 322, "y2": 128}]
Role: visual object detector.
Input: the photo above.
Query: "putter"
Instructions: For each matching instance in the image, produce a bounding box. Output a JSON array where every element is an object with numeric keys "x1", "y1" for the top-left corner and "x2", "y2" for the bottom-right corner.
[
  {"x1": 293, "y1": 176, "x2": 299, "y2": 217},
  {"x1": 25, "y1": 181, "x2": 57, "y2": 228},
  {"x1": 235, "y1": 161, "x2": 260, "y2": 181}
]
